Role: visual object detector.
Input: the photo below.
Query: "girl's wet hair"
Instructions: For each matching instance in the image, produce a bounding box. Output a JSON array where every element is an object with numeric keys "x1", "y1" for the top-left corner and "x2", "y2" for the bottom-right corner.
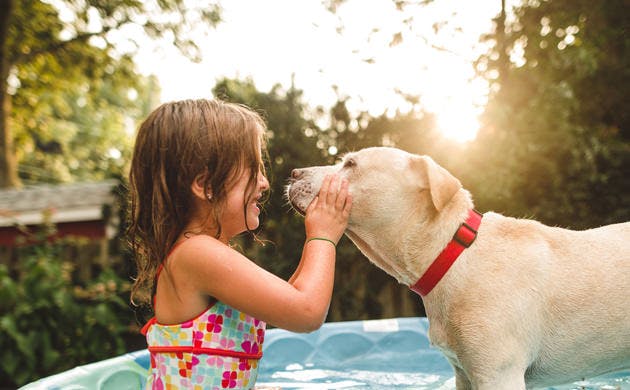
[{"x1": 127, "y1": 99, "x2": 267, "y2": 305}]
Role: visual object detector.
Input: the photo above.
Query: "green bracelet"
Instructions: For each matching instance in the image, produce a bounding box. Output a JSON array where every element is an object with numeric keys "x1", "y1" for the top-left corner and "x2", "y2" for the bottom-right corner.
[{"x1": 306, "y1": 237, "x2": 337, "y2": 247}]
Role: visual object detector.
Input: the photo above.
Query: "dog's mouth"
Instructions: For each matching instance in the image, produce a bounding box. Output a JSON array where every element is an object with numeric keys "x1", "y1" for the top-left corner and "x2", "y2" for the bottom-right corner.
[
  {"x1": 285, "y1": 183, "x2": 303, "y2": 216},
  {"x1": 290, "y1": 200, "x2": 306, "y2": 216},
  {"x1": 293, "y1": 205, "x2": 305, "y2": 216},
  {"x1": 285, "y1": 181, "x2": 311, "y2": 217}
]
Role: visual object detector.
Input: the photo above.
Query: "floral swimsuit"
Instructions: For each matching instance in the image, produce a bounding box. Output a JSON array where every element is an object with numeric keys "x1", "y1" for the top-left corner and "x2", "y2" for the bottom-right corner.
[{"x1": 142, "y1": 262, "x2": 266, "y2": 389}]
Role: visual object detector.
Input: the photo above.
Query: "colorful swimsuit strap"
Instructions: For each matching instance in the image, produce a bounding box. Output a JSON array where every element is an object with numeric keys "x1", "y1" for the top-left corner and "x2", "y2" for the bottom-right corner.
[
  {"x1": 156, "y1": 238, "x2": 190, "y2": 282},
  {"x1": 149, "y1": 241, "x2": 181, "y2": 312}
]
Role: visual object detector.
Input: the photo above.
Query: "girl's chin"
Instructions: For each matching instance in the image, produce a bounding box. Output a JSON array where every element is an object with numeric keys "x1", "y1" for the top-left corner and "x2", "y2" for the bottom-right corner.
[{"x1": 247, "y1": 215, "x2": 260, "y2": 230}]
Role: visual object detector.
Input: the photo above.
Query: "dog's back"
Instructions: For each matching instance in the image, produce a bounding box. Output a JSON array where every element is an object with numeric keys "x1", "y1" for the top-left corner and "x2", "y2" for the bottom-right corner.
[
  {"x1": 537, "y1": 221, "x2": 630, "y2": 385},
  {"x1": 480, "y1": 216, "x2": 630, "y2": 387}
]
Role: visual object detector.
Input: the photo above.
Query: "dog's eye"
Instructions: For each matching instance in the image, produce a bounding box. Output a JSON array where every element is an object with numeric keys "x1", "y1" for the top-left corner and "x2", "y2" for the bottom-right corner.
[{"x1": 343, "y1": 158, "x2": 356, "y2": 169}]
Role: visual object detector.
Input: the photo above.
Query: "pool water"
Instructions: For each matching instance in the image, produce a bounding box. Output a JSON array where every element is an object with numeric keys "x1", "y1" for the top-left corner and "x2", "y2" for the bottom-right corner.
[
  {"x1": 256, "y1": 317, "x2": 454, "y2": 389},
  {"x1": 255, "y1": 317, "x2": 629, "y2": 389},
  {"x1": 21, "y1": 317, "x2": 630, "y2": 390}
]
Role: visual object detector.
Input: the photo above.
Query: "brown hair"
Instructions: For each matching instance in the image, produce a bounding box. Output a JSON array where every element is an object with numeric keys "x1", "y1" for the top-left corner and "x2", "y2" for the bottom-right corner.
[{"x1": 127, "y1": 99, "x2": 267, "y2": 306}]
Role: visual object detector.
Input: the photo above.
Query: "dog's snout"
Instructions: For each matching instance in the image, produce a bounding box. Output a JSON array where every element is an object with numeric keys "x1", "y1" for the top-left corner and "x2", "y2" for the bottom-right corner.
[{"x1": 291, "y1": 169, "x2": 304, "y2": 180}]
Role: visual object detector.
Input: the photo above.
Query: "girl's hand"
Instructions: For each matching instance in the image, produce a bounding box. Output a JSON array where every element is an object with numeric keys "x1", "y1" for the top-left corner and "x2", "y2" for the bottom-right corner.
[{"x1": 304, "y1": 174, "x2": 352, "y2": 244}]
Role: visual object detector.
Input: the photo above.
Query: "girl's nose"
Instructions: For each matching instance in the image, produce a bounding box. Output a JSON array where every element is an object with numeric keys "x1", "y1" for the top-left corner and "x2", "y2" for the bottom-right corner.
[{"x1": 259, "y1": 173, "x2": 270, "y2": 190}]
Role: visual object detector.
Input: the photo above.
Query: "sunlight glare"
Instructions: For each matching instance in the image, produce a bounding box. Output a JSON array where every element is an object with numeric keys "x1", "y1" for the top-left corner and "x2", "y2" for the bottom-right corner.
[
  {"x1": 434, "y1": 103, "x2": 481, "y2": 143},
  {"x1": 329, "y1": 0, "x2": 493, "y2": 143},
  {"x1": 420, "y1": 61, "x2": 488, "y2": 143},
  {"x1": 428, "y1": 80, "x2": 486, "y2": 143}
]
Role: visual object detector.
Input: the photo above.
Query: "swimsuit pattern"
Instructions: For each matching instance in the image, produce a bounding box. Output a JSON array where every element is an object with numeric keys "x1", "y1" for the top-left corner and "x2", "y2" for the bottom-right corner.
[{"x1": 142, "y1": 301, "x2": 266, "y2": 390}]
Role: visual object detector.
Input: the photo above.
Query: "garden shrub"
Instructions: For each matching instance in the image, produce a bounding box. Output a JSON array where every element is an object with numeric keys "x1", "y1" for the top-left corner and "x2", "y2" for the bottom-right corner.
[{"x1": 0, "y1": 223, "x2": 135, "y2": 388}]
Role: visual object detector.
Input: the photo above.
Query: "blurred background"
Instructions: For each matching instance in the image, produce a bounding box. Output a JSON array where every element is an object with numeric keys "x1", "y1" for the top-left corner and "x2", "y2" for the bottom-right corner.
[{"x1": 0, "y1": 0, "x2": 627, "y2": 387}]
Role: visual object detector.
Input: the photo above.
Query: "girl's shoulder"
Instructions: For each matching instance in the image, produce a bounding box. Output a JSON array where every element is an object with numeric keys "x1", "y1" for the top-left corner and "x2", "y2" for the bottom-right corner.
[
  {"x1": 166, "y1": 234, "x2": 240, "y2": 274},
  {"x1": 169, "y1": 234, "x2": 224, "y2": 261},
  {"x1": 164, "y1": 235, "x2": 255, "y2": 304}
]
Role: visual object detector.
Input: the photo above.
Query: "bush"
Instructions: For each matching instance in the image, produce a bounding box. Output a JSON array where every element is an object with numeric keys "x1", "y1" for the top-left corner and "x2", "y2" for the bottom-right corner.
[{"x1": 0, "y1": 224, "x2": 135, "y2": 388}]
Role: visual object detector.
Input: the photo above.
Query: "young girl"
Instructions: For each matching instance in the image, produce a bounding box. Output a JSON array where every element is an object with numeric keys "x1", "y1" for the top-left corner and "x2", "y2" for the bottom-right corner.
[{"x1": 128, "y1": 99, "x2": 352, "y2": 389}]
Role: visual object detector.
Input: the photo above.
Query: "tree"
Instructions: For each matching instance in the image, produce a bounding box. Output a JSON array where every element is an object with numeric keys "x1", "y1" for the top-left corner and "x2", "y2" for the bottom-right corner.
[
  {"x1": 1, "y1": 0, "x2": 222, "y2": 187},
  {"x1": 472, "y1": 0, "x2": 629, "y2": 228},
  {"x1": 11, "y1": 53, "x2": 161, "y2": 183}
]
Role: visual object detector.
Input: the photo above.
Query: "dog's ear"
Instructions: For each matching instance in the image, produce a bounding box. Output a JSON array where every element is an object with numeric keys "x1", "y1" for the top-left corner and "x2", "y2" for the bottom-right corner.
[{"x1": 411, "y1": 155, "x2": 461, "y2": 211}]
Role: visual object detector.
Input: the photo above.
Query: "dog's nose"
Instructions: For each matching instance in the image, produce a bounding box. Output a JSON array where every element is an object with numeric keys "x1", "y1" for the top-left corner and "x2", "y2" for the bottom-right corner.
[{"x1": 291, "y1": 169, "x2": 303, "y2": 179}]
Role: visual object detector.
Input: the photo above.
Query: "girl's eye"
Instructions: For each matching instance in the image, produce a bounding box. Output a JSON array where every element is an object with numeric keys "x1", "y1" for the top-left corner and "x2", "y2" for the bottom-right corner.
[{"x1": 343, "y1": 158, "x2": 356, "y2": 168}]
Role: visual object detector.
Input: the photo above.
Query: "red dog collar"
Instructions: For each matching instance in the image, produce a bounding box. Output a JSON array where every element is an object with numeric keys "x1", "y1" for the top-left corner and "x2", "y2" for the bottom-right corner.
[{"x1": 410, "y1": 209, "x2": 483, "y2": 296}]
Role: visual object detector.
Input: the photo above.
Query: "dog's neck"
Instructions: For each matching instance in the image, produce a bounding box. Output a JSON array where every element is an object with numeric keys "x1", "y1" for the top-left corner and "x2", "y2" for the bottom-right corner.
[
  {"x1": 404, "y1": 190, "x2": 475, "y2": 285},
  {"x1": 345, "y1": 190, "x2": 474, "y2": 286}
]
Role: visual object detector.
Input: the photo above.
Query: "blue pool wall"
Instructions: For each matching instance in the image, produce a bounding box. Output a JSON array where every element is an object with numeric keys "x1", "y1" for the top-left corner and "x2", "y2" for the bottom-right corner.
[{"x1": 20, "y1": 317, "x2": 447, "y2": 389}]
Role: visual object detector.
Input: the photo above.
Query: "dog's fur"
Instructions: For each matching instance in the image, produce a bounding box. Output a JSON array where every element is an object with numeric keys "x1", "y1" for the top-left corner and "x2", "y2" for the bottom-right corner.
[{"x1": 286, "y1": 147, "x2": 630, "y2": 389}]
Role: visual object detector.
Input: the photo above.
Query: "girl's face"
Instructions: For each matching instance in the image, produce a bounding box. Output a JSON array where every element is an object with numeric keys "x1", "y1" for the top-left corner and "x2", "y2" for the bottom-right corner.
[{"x1": 220, "y1": 168, "x2": 269, "y2": 240}]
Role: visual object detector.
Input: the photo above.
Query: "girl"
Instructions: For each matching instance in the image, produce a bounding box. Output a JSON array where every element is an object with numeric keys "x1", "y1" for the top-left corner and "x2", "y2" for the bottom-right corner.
[{"x1": 128, "y1": 99, "x2": 352, "y2": 389}]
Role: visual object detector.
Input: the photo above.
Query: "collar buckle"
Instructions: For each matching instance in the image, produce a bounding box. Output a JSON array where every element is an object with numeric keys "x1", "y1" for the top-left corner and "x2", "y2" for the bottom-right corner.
[
  {"x1": 453, "y1": 222, "x2": 478, "y2": 248},
  {"x1": 453, "y1": 209, "x2": 482, "y2": 248}
]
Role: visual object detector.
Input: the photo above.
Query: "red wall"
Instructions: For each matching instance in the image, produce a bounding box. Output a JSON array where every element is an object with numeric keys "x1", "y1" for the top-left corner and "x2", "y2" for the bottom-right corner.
[{"x1": 0, "y1": 221, "x2": 106, "y2": 246}]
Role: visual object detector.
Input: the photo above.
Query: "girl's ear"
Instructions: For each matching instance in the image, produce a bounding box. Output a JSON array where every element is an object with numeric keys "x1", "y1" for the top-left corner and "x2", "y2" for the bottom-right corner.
[{"x1": 191, "y1": 173, "x2": 212, "y2": 201}]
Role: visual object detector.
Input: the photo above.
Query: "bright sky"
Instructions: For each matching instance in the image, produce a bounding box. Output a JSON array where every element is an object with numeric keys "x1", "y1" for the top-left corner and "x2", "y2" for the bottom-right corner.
[{"x1": 133, "y1": 0, "x2": 511, "y2": 142}]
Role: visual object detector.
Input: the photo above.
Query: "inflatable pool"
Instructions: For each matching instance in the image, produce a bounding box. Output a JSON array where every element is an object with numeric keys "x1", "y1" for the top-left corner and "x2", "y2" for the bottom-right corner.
[{"x1": 21, "y1": 317, "x2": 630, "y2": 389}]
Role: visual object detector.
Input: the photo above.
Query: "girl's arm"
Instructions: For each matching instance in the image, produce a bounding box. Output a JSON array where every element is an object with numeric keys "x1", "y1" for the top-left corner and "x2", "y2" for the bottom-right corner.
[
  {"x1": 172, "y1": 175, "x2": 351, "y2": 333},
  {"x1": 288, "y1": 175, "x2": 347, "y2": 285},
  {"x1": 287, "y1": 253, "x2": 304, "y2": 285}
]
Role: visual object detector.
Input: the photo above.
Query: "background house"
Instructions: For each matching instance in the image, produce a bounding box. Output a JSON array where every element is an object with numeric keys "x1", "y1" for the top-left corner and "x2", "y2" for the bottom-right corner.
[{"x1": 0, "y1": 180, "x2": 121, "y2": 280}]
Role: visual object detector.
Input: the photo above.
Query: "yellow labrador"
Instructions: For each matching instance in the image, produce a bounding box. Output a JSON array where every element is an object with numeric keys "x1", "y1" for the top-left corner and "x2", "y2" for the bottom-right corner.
[{"x1": 286, "y1": 146, "x2": 630, "y2": 389}]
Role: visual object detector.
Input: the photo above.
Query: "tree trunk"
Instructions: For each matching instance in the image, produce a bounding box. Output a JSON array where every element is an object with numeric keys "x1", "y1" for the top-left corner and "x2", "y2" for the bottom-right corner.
[
  {"x1": 496, "y1": 0, "x2": 509, "y2": 83},
  {"x1": 0, "y1": 0, "x2": 20, "y2": 188}
]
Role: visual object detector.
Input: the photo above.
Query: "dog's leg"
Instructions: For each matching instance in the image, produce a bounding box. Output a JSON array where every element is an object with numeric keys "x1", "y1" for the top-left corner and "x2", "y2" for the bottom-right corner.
[
  {"x1": 454, "y1": 335, "x2": 529, "y2": 390},
  {"x1": 454, "y1": 366, "x2": 472, "y2": 390},
  {"x1": 470, "y1": 368, "x2": 526, "y2": 390}
]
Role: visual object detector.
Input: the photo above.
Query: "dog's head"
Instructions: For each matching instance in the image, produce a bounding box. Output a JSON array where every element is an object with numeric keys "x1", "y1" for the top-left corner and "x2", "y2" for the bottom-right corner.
[
  {"x1": 287, "y1": 147, "x2": 461, "y2": 223},
  {"x1": 286, "y1": 147, "x2": 465, "y2": 283}
]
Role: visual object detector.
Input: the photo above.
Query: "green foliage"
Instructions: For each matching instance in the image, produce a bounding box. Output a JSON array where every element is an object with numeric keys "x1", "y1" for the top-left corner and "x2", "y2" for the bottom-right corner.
[
  {"x1": 5, "y1": 1, "x2": 160, "y2": 184},
  {"x1": 12, "y1": 56, "x2": 157, "y2": 183},
  {"x1": 0, "y1": 225, "x2": 133, "y2": 388},
  {"x1": 470, "y1": 0, "x2": 629, "y2": 228},
  {"x1": 2, "y1": 0, "x2": 222, "y2": 187}
]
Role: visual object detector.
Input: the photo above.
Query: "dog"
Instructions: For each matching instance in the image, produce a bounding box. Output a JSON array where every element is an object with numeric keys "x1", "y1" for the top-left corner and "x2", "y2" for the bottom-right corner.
[{"x1": 286, "y1": 146, "x2": 630, "y2": 389}]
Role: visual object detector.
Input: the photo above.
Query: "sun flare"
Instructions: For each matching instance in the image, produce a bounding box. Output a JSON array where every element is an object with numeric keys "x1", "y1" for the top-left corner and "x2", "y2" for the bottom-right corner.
[
  {"x1": 423, "y1": 76, "x2": 487, "y2": 143},
  {"x1": 433, "y1": 101, "x2": 482, "y2": 143}
]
